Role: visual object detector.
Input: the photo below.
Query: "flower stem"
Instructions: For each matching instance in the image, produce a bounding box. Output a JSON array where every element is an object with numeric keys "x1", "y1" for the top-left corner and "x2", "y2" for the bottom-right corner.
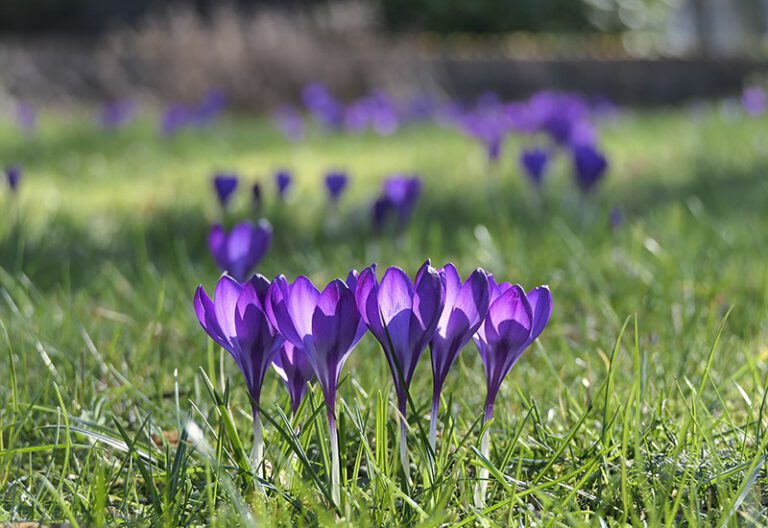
[
  {"x1": 474, "y1": 403, "x2": 494, "y2": 507},
  {"x1": 328, "y1": 411, "x2": 340, "y2": 506},
  {"x1": 429, "y1": 394, "x2": 439, "y2": 453},
  {"x1": 251, "y1": 409, "x2": 265, "y2": 494}
]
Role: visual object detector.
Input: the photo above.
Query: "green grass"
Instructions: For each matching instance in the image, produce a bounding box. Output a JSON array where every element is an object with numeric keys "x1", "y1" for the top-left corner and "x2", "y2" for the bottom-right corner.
[{"x1": 1, "y1": 107, "x2": 768, "y2": 526}]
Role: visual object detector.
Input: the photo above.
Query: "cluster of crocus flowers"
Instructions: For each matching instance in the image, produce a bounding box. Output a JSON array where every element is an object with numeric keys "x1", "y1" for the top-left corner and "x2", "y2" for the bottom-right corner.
[
  {"x1": 160, "y1": 90, "x2": 227, "y2": 136},
  {"x1": 193, "y1": 260, "x2": 551, "y2": 505}
]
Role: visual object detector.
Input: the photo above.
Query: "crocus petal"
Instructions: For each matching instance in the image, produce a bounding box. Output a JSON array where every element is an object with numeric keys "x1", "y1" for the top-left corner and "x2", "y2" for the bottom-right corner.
[
  {"x1": 485, "y1": 284, "x2": 532, "y2": 348},
  {"x1": 234, "y1": 282, "x2": 283, "y2": 402},
  {"x1": 272, "y1": 341, "x2": 314, "y2": 413},
  {"x1": 409, "y1": 263, "x2": 445, "y2": 366},
  {"x1": 248, "y1": 220, "x2": 273, "y2": 269},
  {"x1": 213, "y1": 275, "x2": 243, "y2": 346},
  {"x1": 355, "y1": 266, "x2": 387, "y2": 344},
  {"x1": 194, "y1": 285, "x2": 229, "y2": 350},
  {"x1": 345, "y1": 269, "x2": 369, "y2": 343},
  {"x1": 311, "y1": 280, "x2": 361, "y2": 396},
  {"x1": 267, "y1": 275, "x2": 303, "y2": 347},
  {"x1": 378, "y1": 267, "x2": 415, "y2": 357},
  {"x1": 451, "y1": 268, "x2": 490, "y2": 334},
  {"x1": 227, "y1": 222, "x2": 257, "y2": 281},
  {"x1": 287, "y1": 276, "x2": 321, "y2": 341},
  {"x1": 208, "y1": 225, "x2": 228, "y2": 271},
  {"x1": 526, "y1": 285, "x2": 552, "y2": 344}
]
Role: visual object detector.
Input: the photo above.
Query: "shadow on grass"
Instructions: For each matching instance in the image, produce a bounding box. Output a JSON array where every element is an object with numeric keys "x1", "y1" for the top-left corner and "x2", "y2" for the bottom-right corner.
[{"x1": 1, "y1": 153, "x2": 765, "y2": 292}]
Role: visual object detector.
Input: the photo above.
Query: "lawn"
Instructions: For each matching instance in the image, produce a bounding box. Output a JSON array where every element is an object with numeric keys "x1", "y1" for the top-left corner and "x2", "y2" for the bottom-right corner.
[{"x1": 1, "y1": 106, "x2": 767, "y2": 526}]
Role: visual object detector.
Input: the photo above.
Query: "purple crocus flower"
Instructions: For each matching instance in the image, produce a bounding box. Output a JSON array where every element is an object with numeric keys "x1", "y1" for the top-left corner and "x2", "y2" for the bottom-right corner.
[
  {"x1": 428, "y1": 265, "x2": 490, "y2": 448},
  {"x1": 474, "y1": 280, "x2": 551, "y2": 421},
  {"x1": 100, "y1": 100, "x2": 136, "y2": 130},
  {"x1": 195, "y1": 89, "x2": 227, "y2": 125},
  {"x1": 274, "y1": 105, "x2": 305, "y2": 141},
  {"x1": 324, "y1": 171, "x2": 348, "y2": 202},
  {"x1": 267, "y1": 271, "x2": 366, "y2": 504},
  {"x1": 194, "y1": 274, "x2": 284, "y2": 469},
  {"x1": 5, "y1": 166, "x2": 21, "y2": 193},
  {"x1": 458, "y1": 112, "x2": 510, "y2": 163},
  {"x1": 275, "y1": 170, "x2": 293, "y2": 200},
  {"x1": 272, "y1": 341, "x2": 315, "y2": 415},
  {"x1": 572, "y1": 144, "x2": 608, "y2": 193},
  {"x1": 520, "y1": 147, "x2": 550, "y2": 187},
  {"x1": 372, "y1": 196, "x2": 393, "y2": 232},
  {"x1": 742, "y1": 87, "x2": 767, "y2": 116},
  {"x1": 302, "y1": 83, "x2": 344, "y2": 130},
  {"x1": 212, "y1": 173, "x2": 239, "y2": 207},
  {"x1": 368, "y1": 92, "x2": 399, "y2": 135},
  {"x1": 160, "y1": 104, "x2": 192, "y2": 136},
  {"x1": 355, "y1": 261, "x2": 445, "y2": 473},
  {"x1": 208, "y1": 220, "x2": 272, "y2": 282},
  {"x1": 383, "y1": 175, "x2": 422, "y2": 230},
  {"x1": 473, "y1": 279, "x2": 551, "y2": 503},
  {"x1": 527, "y1": 91, "x2": 592, "y2": 146}
]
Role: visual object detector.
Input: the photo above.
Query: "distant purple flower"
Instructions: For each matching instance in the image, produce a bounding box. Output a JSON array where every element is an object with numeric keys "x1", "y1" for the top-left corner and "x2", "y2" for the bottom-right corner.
[
  {"x1": 274, "y1": 106, "x2": 305, "y2": 141},
  {"x1": 520, "y1": 147, "x2": 550, "y2": 187},
  {"x1": 194, "y1": 274, "x2": 283, "y2": 467},
  {"x1": 527, "y1": 91, "x2": 592, "y2": 146},
  {"x1": 302, "y1": 83, "x2": 344, "y2": 130},
  {"x1": 369, "y1": 92, "x2": 399, "y2": 135},
  {"x1": 272, "y1": 341, "x2": 315, "y2": 415},
  {"x1": 459, "y1": 111, "x2": 510, "y2": 163},
  {"x1": 195, "y1": 90, "x2": 227, "y2": 125},
  {"x1": 372, "y1": 196, "x2": 393, "y2": 232},
  {"x1": 371, "y1": 175, "x2": 422, "y2": 232},
  {"x1": 100, "y1": 100, "x2": 136, "y2": 130},
  {"x1": 610, "y1": 206, "x2": 625, "y2": 230},
  {"x1": 160, "y1": 104, "x2": 192, "y2": 136},
  {"x1": 742, "y1": 87, "x2": 767, "y2": 116},
  {"x1": 16, "y1": 103, "x2": 36, "y2": 135},
  {"x1": 324, "y1": 171, "x2": 348, "y2": 202},
  {"x1": 5, "y1": 166, "x2": 21, "y2": 193},
  {"x1": 355, "y1": 261, "x2": 445, "y2": 467},
  {"x1": 383, "y1": 175, "x2": 422, "y2": 229},
  {"x1": 401, "y1": 94, "x2": 437, "y2": 123},
  {"x1": 572, "y1": 144, "x2": 608, "y2": 193},
  {"x1": 474, "y1": 280, "x2": 552, "y2": 420},
  {"x1": 275, "y1": 170, "x2": 293, "y2": 200},
  {"x1": 429, "y1": 264, "x2": 490, "y2": 447},
  {"x1": 208, "y1": 220, "x2": 272, "y2": 282},
  {"x1": 252, "y1": 182, "x2": 262, "y2": 209},
  {"x1": 344, "y1": 100, "x2": 371, "y2": 134},
  {"x1": 213, "y1": 173, "x2": 239, "y2": 207},
  {"x1": 267, "y1": 271, "x2": 365, "y2": 503}
]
